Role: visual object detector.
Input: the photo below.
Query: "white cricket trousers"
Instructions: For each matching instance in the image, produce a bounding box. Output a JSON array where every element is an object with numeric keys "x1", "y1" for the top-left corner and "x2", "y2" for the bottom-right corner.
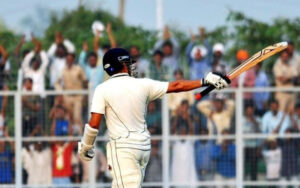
[{"x1": 107, "y1": 140, "x2": 151, "y2": 188}]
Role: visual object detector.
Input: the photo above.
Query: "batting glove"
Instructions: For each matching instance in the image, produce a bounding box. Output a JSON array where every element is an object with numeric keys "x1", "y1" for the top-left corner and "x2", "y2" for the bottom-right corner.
[
  {"x1": 78, "y1": 141, "x2": 95, "y2": 161},
  {"x1": 78, "y1": 124, "x2": 98, "y2": 161},
  {"x1": 203, "y1": 72, "x2": 231, "y2": 90}
]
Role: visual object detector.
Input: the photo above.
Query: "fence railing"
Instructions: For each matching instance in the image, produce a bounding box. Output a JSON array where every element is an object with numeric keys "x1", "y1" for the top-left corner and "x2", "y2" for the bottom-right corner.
[{"x1": 0, "y1": 87, "x2": 299, "y2": 187}]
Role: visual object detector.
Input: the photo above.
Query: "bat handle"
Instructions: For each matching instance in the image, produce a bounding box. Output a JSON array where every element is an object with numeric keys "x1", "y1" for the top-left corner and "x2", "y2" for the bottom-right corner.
[{"x1": 195, "y1": 85, "x2": 215, "y2": 101}]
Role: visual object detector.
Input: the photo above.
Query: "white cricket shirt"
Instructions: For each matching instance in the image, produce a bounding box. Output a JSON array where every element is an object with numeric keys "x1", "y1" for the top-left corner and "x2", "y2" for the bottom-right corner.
[{"x1": 91, "y1": 73, "x2": 168, "y2": 145}]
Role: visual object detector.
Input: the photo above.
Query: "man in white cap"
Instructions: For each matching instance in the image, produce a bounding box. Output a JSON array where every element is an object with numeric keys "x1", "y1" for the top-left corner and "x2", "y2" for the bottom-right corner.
[
  {"x1": 186, "y1": 28, "x2": 212, "y2": 80},
  {"x1": 212, "y1": 43, "x2": 230, "y2": 75}
]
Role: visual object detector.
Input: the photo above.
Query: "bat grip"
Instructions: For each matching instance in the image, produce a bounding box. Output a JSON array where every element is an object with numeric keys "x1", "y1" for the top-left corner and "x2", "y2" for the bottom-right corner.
[{"x1": 195, "y1": 85, "x2": 215, "y2": 101}]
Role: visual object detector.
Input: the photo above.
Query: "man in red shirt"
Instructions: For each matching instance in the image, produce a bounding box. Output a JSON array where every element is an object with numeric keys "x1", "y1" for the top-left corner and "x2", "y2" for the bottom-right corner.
[{"x1": 52, "y1": 141, "x2": 73, "y2": 184}]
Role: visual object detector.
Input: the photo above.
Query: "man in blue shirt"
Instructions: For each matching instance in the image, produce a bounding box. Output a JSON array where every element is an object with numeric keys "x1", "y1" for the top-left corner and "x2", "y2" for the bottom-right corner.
[
  {"x1": 79, "y1": 51, "x2": 105, "y2": 92},
  {"x1": 262, "y1": 100, "x2": 291, "y2": 135},
  {"x1": 253, "y1": 64, "x2": 270, "y2": 116},
  {"x1": 195, "y1": 128, "x2": 214, "y2": 181},
  {"x1": 185, "y1": 32, "x2": 212, "y2": 80},
  {"x1": 0, "y1": 141, "x2": 13, "y2": 184},
  {"x1": 211, "y1": 129, "x2": 236, "y2": 184}
]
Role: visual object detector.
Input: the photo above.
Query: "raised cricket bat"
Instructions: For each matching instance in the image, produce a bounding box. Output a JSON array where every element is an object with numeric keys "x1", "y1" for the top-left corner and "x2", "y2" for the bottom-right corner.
[{"x1": 195, "y1": 41, "x2": 288, "y2": 100}]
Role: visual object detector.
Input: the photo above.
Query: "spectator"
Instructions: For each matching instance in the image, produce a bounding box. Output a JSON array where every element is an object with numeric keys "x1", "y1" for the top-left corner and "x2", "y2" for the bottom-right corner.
[
  {"x1": 146, "y1": 101, "x2": 161, "y2": 135},
  {"x1": 149, "y1": 50, "x2": 169, "y2": 81},
  {"x1": 212, "y1": 43, "x2": 230, "y2": 74},
  {"x1": 22, "y1": 37, "x2": 48, "y2": 94},
  {"x1": 273, "y1": 50, "x2": 298, "y2": 112},
  {"x1": 22, "y1": 142, "x2": 52, "y2": 185},
  {"x1": 262, "y1": 137, "x2": 282, "y2": 185},
  {"x1": 50, "y1": 105, "x2": 72, "y2": 136},
  {"x1": 129, "y1": 45, "x2": 150, "y2": 78},
  {"x1": 52, "y1": 141, "x2": 74, "y2": 185},
  {"x1": 171, "y1": 126, "x2": 197, "y2": 185},
  {"x1": 0, "y1": 89, "x2": 8, "y2": 137},
  {"x1": 48, "y1": 31, "x2": 75, "y2": 89},
  {"x1": 79, "y1": 45, "x2": 105, "y2": 92},
  {"x1": 194, "y1": 128, "x2": 215, "y2": 181},
  {"x1": 253, "y1": 64, "x2": 270, "y2": 115},
  {"x1": 186, "y1": 29, "x2": 211, "y2": 80},
  {"x1": 145, "y1": 140, "x2": 162, "y2": 184},
  {"x1": 211, "y1": 129, "x2": 236, "y2": 188},
  {"x1": 292, "y1": 103, "x2": 300, "y2": 128},
  {"x1": 231, "y1": 49, "x2": 256, "y2": 104},
  {"x1": 197, "y1": 93, "x2": 235, "y2": 137},
  {"x1": 154, "y1": 26, "x2": 180, "y2": 79},
  {"x1": 243, "y1": 104, "x2": 261, "y2": 181},
  {"x1": 56, "y1": 53, "x2": 87, "y2": 134},
  {"x1": 93, "y1": 22, "x2": 117, "y2": 65},
  {"x1": 0, "y1": 44, "x2": 10, "y2": 87},
  {"x1": 167, "y1": 69, "x2": 194, "y2": 116},
  {"x1": 22, "y1": 78, "x2": 43, "y2": 136},
  {"x1": 262, "y1": 100, "x2": 291, "y2": 135},
  {"x1": 0, "y1": 141, "x2": 14, "y2": 184},
  {"x1": 171, "y1": 100, "x2": 194, "y2": 135},
  {"x1": 286, "y1": 41, "x2": 300, "y2": 76},
  {"x1": 278, "y1": 128, "x2": 299, "y2": 186}
]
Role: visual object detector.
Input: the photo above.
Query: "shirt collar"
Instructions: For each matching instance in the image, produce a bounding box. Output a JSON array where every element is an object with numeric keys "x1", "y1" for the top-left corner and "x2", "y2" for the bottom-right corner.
[{"x1": 111, "y1": 73, "x2": 129, "y2": 78}]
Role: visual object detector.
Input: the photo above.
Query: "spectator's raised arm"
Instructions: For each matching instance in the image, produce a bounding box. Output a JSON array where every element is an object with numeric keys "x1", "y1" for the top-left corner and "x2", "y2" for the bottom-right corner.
[
  {"x1": 185, "y1": 33, "x2": 195, "y2": 65},
  {"x1": 79, "y1": 41, "x2": 88, "y2": 68},
  {"x1": 22, "y1": 51, "x2": 35, "y2": 73},
  {"x1": 0, "y1": 44, "x2": 8, "y2": 66},
  {"x1": 39, "y1": 51, "x2": 49, "y2": 72},
  {"x1": 197, "y1": 100, "x2": 212, "y2": 117},
  {"x1": 106, "y1": 22, "x2": 117, "y2": 48},
  {"x1": 93, "y1": 30, "x2": 101, "y2": 53}
]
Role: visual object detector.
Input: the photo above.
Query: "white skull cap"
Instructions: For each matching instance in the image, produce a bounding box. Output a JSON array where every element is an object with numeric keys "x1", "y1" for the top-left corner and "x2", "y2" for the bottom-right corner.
[
  {"x1": 213, "y1": 43, "x2": 225, "y2": 53},
  {"x1": 191, "y1": 45, "x2": 207, "y2": 59}
]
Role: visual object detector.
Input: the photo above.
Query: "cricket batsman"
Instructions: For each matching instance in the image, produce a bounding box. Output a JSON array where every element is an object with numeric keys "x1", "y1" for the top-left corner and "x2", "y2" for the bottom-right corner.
[{"x1": 78, "y1": 48, "x2": 230, "y2": 187}]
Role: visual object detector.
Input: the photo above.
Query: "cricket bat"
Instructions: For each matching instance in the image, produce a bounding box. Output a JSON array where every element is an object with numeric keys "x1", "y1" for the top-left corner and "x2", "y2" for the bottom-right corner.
[{"x1": 195, "y1": 41, "x2": 288, "y2": 100}]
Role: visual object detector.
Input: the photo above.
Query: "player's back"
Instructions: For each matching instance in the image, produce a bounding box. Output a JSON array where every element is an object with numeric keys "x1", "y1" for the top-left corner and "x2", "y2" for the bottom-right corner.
[{"x1": 91, "y1": 73, "x2": 168, "y2": 140}]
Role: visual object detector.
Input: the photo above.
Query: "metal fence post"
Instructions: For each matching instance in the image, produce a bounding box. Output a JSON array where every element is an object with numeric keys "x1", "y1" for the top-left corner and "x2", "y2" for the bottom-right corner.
[
  {"x1": 14, "y1": 91, "x2": 22, "y2": 187},
  {"x1": 162, "y1": 96, "x2": 170, "y2": 188},
  {"x1": 88, "y1": 87, "x2": 96, "y2": 188},
  {"x1": 236, "y1": 88, "x2": 244, "y2": 188}
]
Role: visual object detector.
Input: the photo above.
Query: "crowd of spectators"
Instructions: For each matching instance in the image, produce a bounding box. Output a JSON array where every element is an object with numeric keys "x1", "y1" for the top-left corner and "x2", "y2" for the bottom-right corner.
[{"x1": 0, "y1": 23, "x2": 300, "y2": 186}]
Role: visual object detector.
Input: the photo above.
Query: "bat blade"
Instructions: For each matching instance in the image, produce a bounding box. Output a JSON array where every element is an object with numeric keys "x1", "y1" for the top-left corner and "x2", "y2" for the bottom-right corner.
[
  {"x1": 195, "y1": 41, "x2": 288, "y2": 100},
  {"x1": 228, "y1": 41, "x2": 288, "y2": 80}
]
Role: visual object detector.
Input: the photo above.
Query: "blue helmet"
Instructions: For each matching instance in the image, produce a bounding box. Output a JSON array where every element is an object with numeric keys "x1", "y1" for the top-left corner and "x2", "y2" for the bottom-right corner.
[{"x1": 103, "y1": 48, "x2": 136, "y2": 76}]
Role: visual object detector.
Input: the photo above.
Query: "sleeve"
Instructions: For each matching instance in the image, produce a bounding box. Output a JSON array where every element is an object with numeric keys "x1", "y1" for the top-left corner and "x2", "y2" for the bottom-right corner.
[
  {"x1": 154, "y1": 39, "x2": 164, "y2": 50},
  {"x1": 262, "y1": 114, "x2": 268, "y2": 134},
  {"x1": 47, "y1": 43, "x2": 57, "y2": 58},
  {"x1": 225, "y1": 100, "x2": 235, "y2": 117},
  {"x1": 144, "y1": 78, "x2": 169, "y2": 101},
  {"x1": 39, "y1": 51, "x2": 49, "y2": 72},
  {"x1": 63, "y1": 39, "x2": 75, "y2": 53},
  {"x1": 169, "y1": 37, "x2": 180, "y2": 58},
  {"x1": 204, "y1": 39, "x2": 213, "y2": 65},
  {"x1": 90, "y1": 86, "x2": 106, "y2": 114},
  {"x1": 22, "y1": 51, "x2": 35, "y2": 74},
  {"x1": 185, "y1": 41, "x2": 194, "y2": 65},
  {"x1": 197, "y1": 100, "x2": 212, "y2": 117},
  {"x1": 79, "y1": 51, "x2": 87, "y2": 69}
]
